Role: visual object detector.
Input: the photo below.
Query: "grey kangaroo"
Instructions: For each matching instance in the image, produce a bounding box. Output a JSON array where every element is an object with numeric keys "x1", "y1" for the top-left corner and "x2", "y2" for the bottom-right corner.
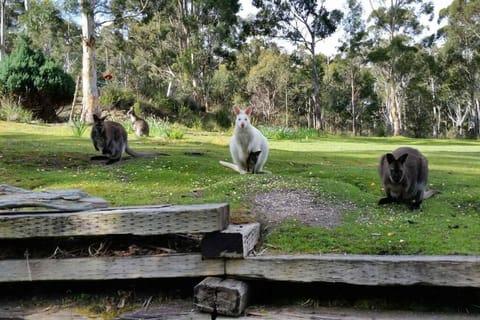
[
  {"x1": 127, "y1": 106, "x2": 150, "y2": 137},
  {"x1": 90, "y1": 114, "x2": 141, "y2": 164},
  {"x1": 378, "y1": 147, "x2": 437, "y2": 209}
]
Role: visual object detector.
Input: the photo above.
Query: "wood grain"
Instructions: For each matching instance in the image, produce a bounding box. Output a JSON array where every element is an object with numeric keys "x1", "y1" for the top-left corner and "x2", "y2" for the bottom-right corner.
[
  {"x1": 0, "y1": 203, "x2": 229, "y2": 238},
  {"x1": 0, "y1": 253, "x2": 224, "y2": 282},
  {"x1": 0, "y1": 184, "x2": 109, "y2": 212},
  {"x1": 226, "y1": 254, "x2": 480, "y2": 287}
]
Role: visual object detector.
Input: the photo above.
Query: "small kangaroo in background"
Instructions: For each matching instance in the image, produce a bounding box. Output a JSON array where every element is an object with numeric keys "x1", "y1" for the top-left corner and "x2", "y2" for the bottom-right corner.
[
  {"x1": 127, "y1": 106, "x2": 150, "y2": 137},
  {"x1": 91, "y1": 114, "x2": 142, "y2": 164},
  {"x1": 378, "y1": 146, "x2": 438, "y2": 209},
  {"x1": 220, "y1": 106, "x2": 270, "y2": 174}
]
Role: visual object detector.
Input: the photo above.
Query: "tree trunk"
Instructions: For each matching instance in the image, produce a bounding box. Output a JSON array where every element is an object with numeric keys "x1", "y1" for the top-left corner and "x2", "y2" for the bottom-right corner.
[
  {"x1": 351, "y1": 69, "x2": 356, "y2": 136},
  {"x1": 0, "y1": 0, "x2": 6, "y2": 61},
  {"x1": 310, "y1": 44, "x2": 323, "y2": 130},
  {"x1": 80, "y1": 0, "x2": 99, "y2": 123}
]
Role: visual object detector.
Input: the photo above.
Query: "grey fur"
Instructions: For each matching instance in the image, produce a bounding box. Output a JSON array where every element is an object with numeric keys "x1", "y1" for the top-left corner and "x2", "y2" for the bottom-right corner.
[
  {"x1": 378, "y1": 147, "x2": 436, "y2": 210},
  {"x1": 90, "y1": 114, "x2": 140, "y2": 164},
  {"x1": 127, "y1": 107, "x2": 150, "y2": 137}
]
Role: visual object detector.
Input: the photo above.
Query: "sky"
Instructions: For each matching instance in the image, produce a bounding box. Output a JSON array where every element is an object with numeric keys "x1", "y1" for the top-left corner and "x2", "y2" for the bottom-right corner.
[{"x1": 239, "y1": 0, "x2": 453, "y2": 56}]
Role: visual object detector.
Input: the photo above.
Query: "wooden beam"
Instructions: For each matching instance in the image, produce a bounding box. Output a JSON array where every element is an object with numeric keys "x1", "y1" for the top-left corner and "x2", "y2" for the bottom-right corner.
[
  {"x1": 0, "y1": 254, "x2": 224, "y2": 282},
  {"x1": 0, "y1": 203, "x2": 229, "y2": 239},
  {"x1": 225, "y1": 254, "x2": 480, "y2": 287},
  {"x1": 201, "y1": 223, "x2": 260, "y2": 258},
  {"x1": 194, "y1": 277, "x2": 250, "y2": 317},
  {"x1": 0, "y1": 184, "x2": 109, "y2": 212}
]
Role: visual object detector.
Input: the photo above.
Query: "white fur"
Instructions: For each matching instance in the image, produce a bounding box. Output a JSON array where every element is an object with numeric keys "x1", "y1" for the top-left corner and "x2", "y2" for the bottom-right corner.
[{"x1": 228, "y1": 106, "x2": 269, "y2": 173}]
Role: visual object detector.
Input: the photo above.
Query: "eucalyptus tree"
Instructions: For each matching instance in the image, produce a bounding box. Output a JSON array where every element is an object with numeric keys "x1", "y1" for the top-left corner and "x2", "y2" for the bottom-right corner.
[
  {"x1": 367, "y1": 0, "x2": 434, "y2": 136},
  {"x1": 128, "y1": 0, "x2": 240, "y2": 112},
  {"x1": 439, "y1": 0, "x2": 480, "y2": 138},
  {"x1": 246, "y1": 46, "x2": 290, "y2": 123},
  {"x1": 0, "y1": 0, "x2": 26, "y2": 60},
  {"x1": 19, "y1": 0, "x2": 80, "y2": 73},
  {"x1": 0, "y1": 0, "x2": 6, "y2": 60},
  {"x1": 251, "y1": 0, "x2": 343, "y2": 130},
  {"x1": 338, "y1": 0, "x2": 370, "y2": 135}
]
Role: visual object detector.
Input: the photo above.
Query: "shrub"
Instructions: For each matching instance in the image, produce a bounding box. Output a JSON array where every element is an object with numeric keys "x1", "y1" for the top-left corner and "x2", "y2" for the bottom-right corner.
[
  {"x1": 166, "y1": 127, "x2": 185, "y2": 140},
  {"x1": 99, "y1": 85, "x2": 135, "y2": 110},
  {"x1": 0, "y1": 97, "x2": 33, "y2": 122},
  {"x1": 0, "y1": 36, "x2": 74, "y2": 121},
  {"x1": 259, "y1": 126, "x2": 319, "y2": 140}
]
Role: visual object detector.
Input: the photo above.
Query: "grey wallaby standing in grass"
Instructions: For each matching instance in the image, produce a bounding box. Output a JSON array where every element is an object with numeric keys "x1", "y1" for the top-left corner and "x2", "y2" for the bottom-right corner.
[
  {"x1": 378, "y1": 146, "x2": 438, "y2": 209},
  {"x1": 90, "y1": 114, "x2": 141, "y2": 164},
  {"x1": 127, "y1": 106, "x2": 150, "y2": 137}
]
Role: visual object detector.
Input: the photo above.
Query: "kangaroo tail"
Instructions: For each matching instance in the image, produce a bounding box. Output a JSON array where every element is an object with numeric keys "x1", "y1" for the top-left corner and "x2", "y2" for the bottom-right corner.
[
  {"x1": 126, "y1": 146, "x2": 168, "y2": 158},
  {"x1": 423, "y1": 189, "x2": 441, "y2": 199},
  {"x1": 125, "y1": 146, "x2": 142, "y2": 157},
  {"x1": 219, "y1": 160, "x2": 248, "y2": 174}
]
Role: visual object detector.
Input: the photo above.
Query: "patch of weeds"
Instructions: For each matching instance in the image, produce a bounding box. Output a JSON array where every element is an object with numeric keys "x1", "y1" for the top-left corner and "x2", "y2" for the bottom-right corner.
[
  {"x1": 0, "y1": 97, "x2": 33, "y2": 122},
  {"x1": 70, "y1": 117, "x2": 89, "y2": 137},
  {"x1": 166, "y1": 127, "x2": 185, "y2": 140},
  {"x1": 259, "y1": 126, "x2": 319, "y2": 140},
  {"x1": 148, "y1": 116, "x2": 170, "y2": 137}
]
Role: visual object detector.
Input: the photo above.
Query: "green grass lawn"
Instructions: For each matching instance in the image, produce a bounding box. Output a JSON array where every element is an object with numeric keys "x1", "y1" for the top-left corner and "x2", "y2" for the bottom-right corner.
[{"x1": 1, "y1": 121, "x2": 479, "y2": 255}]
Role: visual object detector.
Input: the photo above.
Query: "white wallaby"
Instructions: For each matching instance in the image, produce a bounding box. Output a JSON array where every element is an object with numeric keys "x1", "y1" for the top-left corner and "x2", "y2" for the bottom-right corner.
[{"x1": 220, "y1": 106, "x2": 270, "y2": 174}]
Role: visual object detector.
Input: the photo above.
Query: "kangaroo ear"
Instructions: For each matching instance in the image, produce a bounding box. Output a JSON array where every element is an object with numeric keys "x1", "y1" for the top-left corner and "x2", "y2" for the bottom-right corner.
[
  {"x1": 385, "y1": 153, "x2": 395, "y2": 164},
  {"x1": 398, "y1": 153, "x2": 409, "y2": 164},
  {"x1": 245, "y1": 107, "x2": 252, "y2": 116},
  {"x1": 233, "y1": 106, "x2": 241, "y2": 115}
]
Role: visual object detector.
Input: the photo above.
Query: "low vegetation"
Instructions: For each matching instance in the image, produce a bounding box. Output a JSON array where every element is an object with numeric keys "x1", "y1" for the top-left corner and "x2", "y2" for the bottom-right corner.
[{"x1": 1, "y1": 121, "x2": 479, "y2": 255}]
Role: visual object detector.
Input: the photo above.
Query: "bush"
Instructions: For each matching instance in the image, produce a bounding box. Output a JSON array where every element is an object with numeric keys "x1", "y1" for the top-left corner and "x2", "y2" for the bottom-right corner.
[
  {"x1": 99, "y1": 85, "x2": 135, "y2": 110},
  {"x1": 214, "y1": 108, "x2": 232, "y2": 129},
  {"x1": 259, "y1": 126, "x2": 319, "y2": 140},
  {"x1": 0, "y1": 36, "x2": 74, "y2": 121},
  {"x1": 0, "y1": 97, "x2": 33, "y2": 122}
]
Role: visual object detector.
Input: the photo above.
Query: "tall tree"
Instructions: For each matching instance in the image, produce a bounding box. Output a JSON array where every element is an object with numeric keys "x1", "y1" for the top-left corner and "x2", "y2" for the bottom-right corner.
[
  {"x1": 0, "y1": 0, "x2": 6, "y2": 60},
  {"x1": 127, "y1": 0, "x2": 240, "y2": 111},
  {"x1": 246, "y1": 46, "x2": 290, "y2": 122},
  {"x1": 339, "y1": 0, "x2": 368, "y2": 135},
  {"x1": 79, "y1": 0, "x2": 99, "y2": 122},
  {"x1": 439, "y1": 0, "x2": 480, "y2": 137},
  {"x1": 367, "y1": 0, "x2": 433, "y2": 136},
  {"x1": 252, "y1": 0, "x2": 342, "y2": 130}
]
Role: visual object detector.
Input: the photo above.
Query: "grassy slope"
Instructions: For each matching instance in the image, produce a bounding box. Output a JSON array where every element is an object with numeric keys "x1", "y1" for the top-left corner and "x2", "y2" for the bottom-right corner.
[{"x1": 1, "y1": 121, "x2": 479, "y2": 255}]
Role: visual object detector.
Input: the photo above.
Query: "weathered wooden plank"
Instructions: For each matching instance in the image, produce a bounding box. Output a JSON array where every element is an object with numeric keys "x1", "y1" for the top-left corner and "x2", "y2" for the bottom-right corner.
[
  {"x1": 225, "y1": 254, "x2": 480, "y2": 287},
  {"x1": 201, "y1": 223, "x2": 260, "y2": 258},
  {"x1": 194, "y1": 277, "x2": 250, "y2": 317},
  {"x1": 0, "y1": 184, "x2": 109, "y2": 212},
  {"x1": 0, "y1": 203, "x2": 229, "y2": 239},
  {"x1": 0, "y1": 254, "x2": 224, "y2": 282}
]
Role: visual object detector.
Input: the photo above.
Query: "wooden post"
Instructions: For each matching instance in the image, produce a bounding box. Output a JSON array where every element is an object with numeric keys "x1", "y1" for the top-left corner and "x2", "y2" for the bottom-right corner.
[
  {"x1": 194, "y1": 277, "x2": 249, "y2": 317},
  {"x1": 201, "y1": 223, "x2": 260, "y2": 258}
]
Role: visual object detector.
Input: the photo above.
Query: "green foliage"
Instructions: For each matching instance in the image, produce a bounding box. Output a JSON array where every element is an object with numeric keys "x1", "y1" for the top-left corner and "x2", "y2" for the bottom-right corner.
[
  {"x1": 0, "y1": 97, "x2": 33, "y2": 122},
  {"x1": 70, "y1": 117, "x2": 88, "y2": 137},
  {"x1": 99, "y1": 85, "x2": 135, "y2": 110},
  {"x1": 259, "y1": 126, "x2": 318, "y2": 140},
  {"x1": 165, "y1": 127, "x2": 185, "y2": 140},
  {"x1": 214, "y1": 108, "x2": 232, "y2": 129},
  {"x1": 147, "y1": 116, "x2": 172, "y2": 137},
  {"x1": 0, "y1": 37, "x2": 74, "y2": 121}
]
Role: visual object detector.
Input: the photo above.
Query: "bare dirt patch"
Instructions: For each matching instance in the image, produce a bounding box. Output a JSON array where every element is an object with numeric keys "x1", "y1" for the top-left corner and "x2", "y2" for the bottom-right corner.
[{"x1": 250, "y1": 189, "x2": 350, "y2": 231}]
